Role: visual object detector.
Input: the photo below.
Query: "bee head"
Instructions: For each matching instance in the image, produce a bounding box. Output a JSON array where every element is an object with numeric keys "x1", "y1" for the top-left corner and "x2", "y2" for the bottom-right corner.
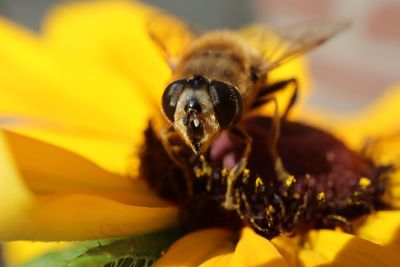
[{"x1": 162, "y1": 75, "x2": 243, "y2": 153}]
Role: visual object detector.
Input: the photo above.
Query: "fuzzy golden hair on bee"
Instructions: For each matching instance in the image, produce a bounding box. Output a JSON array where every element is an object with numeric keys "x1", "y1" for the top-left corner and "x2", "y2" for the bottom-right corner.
[{"x1": 174, "y1": 31, "x2": 266, "y2": 81}]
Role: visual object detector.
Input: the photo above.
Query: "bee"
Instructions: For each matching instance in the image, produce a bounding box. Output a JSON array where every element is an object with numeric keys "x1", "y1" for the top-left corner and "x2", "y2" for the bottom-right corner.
[
  {"x1": 149, "y1": 12, "x2": 349, "y2": 198},
  {"x1": 153, "y1": 16, "x2": 348, "y2": 153}
]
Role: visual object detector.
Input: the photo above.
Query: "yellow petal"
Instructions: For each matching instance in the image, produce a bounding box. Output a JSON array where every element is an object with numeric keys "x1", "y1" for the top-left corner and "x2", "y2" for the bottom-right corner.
[
  {"x1": 3, "y1": 241, "x2": 69, "y2": 266},
  {"x1": 3, "y1": 124, "x2": 146, "y2": 178},
  {"x1": 298, "y1": 249, "x2": 331, "y2": 267},
  {"x1": 0, "y1": 129, "x2": 33, "y2": 240},
  {"x1": 355, "y1": 211, "x2": 400, "y2": 254},
  {"x1": 3, "y1": 129, "x2": 167, "y2": 207},
  {"x1": 299, "y1": 84, "x2": 400, "y2": 151},
  {"x1": 0, "y1": 130, "x2": 178, "y2": 241},
  {"x1": 199, "y1": 254, "x2": 233, "y2": 267},
  {"x1": 344, "y1": 84, "x2": 400, "y2": 142},
  {"x1": 299, "y1": 230, "x2": 399, "y2": 267},
  {"x1": 154, "y1": 228, "x2": 234, "y2": 267},
  {"x1": 229, "y1": 227, "x2": 288, "y2": 267},
  {"x1": 42, "y1": 0, "x2": 171, "y2": 103},
  {"x1": 0, "y1": 15, "x2": 159, "y2": 175},
  {"x1": 1, "y1": 193, "x2": 178, "y2": 241},
  {"x1": 0, "y1": 17, "x2": 51, "y2": 84},
  {"x1": 272, "y1": 236, "x2": 301, "y2": 267}
]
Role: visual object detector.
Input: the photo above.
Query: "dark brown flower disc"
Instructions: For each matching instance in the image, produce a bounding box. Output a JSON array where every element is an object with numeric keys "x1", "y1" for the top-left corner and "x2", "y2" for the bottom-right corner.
[{"x1": 140, "y1": 116, "x2": 391, "y2": 239}]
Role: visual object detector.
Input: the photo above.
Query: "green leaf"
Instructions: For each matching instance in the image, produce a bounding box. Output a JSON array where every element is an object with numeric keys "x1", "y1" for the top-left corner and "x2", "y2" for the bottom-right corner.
[{"x1": 17, "y1": 230, "x2": 181, "y2": 267}]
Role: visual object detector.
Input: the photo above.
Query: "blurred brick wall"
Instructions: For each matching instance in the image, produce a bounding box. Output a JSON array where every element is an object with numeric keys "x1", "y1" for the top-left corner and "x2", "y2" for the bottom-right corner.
[{"x1": 252, "y1": 0, "x2": 400, "y2": 113}]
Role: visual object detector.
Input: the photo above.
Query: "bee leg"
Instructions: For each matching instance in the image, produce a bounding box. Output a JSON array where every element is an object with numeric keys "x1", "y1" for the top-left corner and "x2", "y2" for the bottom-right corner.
[
  {"x1": 250, "y1": 95, "x2": 293, "y2": 182},
  {"x1": 291, "y1": 191, "x2": 310, "y2": 232},
  {"x1": 254, "y1": 78, "x2": 298, "y2": 119},
  {"x1": 222, "y1": 127, "x2": 252, "y2": 210},
  {"x1": 267, "y1": 96, "x2": 294, "y2": 184},
  {"x1": 160, "y1": 127, "x2": 195, "y2": 196},
  {"x1": 281, "y1": 79, "x2": 298, "y2": 119}
]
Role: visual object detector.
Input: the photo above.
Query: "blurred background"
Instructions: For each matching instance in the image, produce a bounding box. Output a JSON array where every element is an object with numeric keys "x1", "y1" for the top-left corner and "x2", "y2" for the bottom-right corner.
[
  {"x1": 0, "y1": 0, "x2": 399, "y2": 114},
  {"x1": 0, "y1": 0, "x2": 399, "y2": 266}
]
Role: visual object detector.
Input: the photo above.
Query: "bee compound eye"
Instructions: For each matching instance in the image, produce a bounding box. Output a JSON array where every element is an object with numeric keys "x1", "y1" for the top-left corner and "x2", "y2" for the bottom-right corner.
[
  {"x1": 209, "y1": 81, "x2": 243, "y2": 129},
  {"x1": 162, "y1": 80, "x2": 186, "y2": 122}
]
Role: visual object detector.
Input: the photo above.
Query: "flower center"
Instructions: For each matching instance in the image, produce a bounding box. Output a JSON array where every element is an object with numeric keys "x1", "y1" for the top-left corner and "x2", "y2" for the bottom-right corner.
[{"x1": 140, "y1": 116, "x2": 392, "y2": 239}]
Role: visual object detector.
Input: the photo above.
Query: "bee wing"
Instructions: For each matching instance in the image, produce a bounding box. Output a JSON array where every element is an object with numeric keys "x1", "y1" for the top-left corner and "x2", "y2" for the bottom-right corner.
[
  {"x1": 146, "y1": 9, "x2": 198, "y2": 68},
  {"x1": 240, "y1": 20, "x2": 350, "y2": 71}
]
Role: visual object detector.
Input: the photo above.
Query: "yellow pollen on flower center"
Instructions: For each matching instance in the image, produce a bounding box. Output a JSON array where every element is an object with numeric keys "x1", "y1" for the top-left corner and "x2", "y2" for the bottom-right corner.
[
  {"x1": 255, "y1": 177, "x2": 264, "y2": 192},
  {"x1": 285, "y1": 175, "x2": 296, "y2": 187},
  {"x1": 317, "y1": 192, "x2": 326, "y2": 202},
  {"x1": 195, "y1": 155, "x2": 212, "y2": 178},
  {"x1": 267, "y1": 205, "x2": 275, "y2": 214},
  {"x1": 242, "y1": 168, "x2": 250, "y2": 183},
  {"x1": 359, "y1": 177, "x2": 371, "y2": 189}
]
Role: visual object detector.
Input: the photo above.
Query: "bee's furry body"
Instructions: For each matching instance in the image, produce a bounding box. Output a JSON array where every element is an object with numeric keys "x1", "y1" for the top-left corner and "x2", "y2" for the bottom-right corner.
[{"x1": 164, "y1": 32, "x2": 269, "y2": 152}]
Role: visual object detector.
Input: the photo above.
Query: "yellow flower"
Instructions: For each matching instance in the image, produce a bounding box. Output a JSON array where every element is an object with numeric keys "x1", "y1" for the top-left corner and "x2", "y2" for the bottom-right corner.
[{"x1": 0, "y1": 1, "x2": 399, "y2": 267}]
